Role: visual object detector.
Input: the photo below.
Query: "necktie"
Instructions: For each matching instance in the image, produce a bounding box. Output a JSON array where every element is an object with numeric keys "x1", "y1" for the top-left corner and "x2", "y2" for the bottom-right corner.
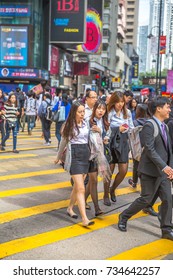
[{"x1": 161, "y1": 123, "x2": 167, "y2": 147}]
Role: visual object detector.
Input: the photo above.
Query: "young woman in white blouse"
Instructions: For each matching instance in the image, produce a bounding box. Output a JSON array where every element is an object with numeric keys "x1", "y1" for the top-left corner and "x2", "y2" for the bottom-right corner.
[
  {"x1": 104, "y1": 91, "x2": 134, "y2": 205},
  {"x1": 55, "y1": 101, "x2": 94, "y2": 227}
]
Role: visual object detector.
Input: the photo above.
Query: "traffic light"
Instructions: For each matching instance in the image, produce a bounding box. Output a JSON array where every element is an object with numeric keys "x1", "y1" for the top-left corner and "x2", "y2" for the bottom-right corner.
[{"x1": 101, "y1": 76, "x2": 106, "y2": 87}]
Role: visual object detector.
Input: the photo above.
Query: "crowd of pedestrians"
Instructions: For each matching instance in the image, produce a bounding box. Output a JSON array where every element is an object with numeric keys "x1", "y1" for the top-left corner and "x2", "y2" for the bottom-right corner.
[{"x1": 1, "y1": 85, "x2": 173, "y2": 241}]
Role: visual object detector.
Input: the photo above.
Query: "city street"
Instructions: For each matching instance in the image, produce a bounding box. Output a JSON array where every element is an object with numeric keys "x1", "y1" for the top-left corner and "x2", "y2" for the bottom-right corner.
[{"x1": 0, "y1": 122, "x2": 173, "y2": 260}]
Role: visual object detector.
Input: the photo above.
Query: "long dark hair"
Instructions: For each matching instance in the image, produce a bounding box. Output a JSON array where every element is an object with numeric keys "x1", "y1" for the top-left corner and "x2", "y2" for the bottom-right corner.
[
  {"x1": 90, "y1": 100, "x2": 109, "y2": 131},
  {"x1": 107, "y1": 91, "x2": 128, "y2": 119},
  {"x1": 6, "y1": 94, "x2": 17, "y2": 107},
  {"x1": 62, "y1": 101, "x2": 85, "y2": 140}
]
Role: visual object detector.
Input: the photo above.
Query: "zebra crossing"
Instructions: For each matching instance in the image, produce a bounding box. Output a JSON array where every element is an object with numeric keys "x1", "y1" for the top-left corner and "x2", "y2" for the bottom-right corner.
[{"x1": 0, "y1": 125, "x2": 173, "y2": 260}]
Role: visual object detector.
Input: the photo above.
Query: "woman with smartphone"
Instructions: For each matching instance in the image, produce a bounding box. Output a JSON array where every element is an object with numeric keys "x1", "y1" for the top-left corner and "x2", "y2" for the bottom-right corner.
[{"x1": 103, "y1": 91, "x2": 134, "y2": 205}]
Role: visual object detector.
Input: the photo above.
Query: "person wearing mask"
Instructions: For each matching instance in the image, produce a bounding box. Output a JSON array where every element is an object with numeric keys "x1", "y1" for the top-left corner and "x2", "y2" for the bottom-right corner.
[
  {"x1": 118, "y1": 97, "x2": 173, "y2": 241},
  {"x1": 1, "y1": 94, "x2": 20, "y2": 153},
  {"x1": 54, "y1": 101, "x2": 94, "y2": 227}
]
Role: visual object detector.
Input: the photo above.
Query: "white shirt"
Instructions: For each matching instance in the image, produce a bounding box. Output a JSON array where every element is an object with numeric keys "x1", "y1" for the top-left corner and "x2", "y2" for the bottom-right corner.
[
  {"x1": 108, "y1": 108, "x2": 134, "y2": 130},
  {"x1": 70, "y1": 120, "x2": 89, "y2": 144}
]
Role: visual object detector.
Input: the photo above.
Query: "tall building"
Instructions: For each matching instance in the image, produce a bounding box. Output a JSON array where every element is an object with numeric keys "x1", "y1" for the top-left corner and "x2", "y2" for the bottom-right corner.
[
  {"x1": 138, "y1": 25, "x2": 148, "y2": 73},
  {"x1": 124, "y1": 0, "x2": 139, "y2": 49}
]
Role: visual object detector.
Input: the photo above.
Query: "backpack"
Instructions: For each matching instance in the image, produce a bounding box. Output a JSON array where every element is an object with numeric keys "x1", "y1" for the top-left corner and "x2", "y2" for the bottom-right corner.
[
  {"x1": 44, "y1": 100, "x2": 53, "y2": 121},
  {"x1": 128, "y1": 119, "x2": 159, "y2": 161}
]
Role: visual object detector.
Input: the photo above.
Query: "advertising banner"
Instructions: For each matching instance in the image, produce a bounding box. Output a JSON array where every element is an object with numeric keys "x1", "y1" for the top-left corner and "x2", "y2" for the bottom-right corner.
[
  {"x1": 159, "y1": 35, "x2": 166, "y2": 55},
  {"x1": 0, "y1": 67, "x2": 49, "y2": 80},
  {"x1": 31, "y1": 83, "x2": 43, "y2": 95},
  {"x1": 50, "y1": 46, "x2": 59, "y2": 75},
  {"x1": 75, "y1": 0, "x2": 103, "y2": 54},
  {"x1": 167, "y1": 70, "x2": 173, "y2": 93},
  {"x1": 0, "y1": 26, "x2": 28, "y2": 67},
  {"x1": 64, "y1": 52, "x2": 73, "y2": 77},
  {"x1": 150, "y1": 36, "x2": 157, "y2": 55},
  {"x1": 131, "y1": 56, "x2": 139, "y2": 79},
  {"x1": 50, "y1": 0, "x2": 87, "y2": 43},
  {"x1": 0, "y1": 5, "x2": 31, "y2": 17}
]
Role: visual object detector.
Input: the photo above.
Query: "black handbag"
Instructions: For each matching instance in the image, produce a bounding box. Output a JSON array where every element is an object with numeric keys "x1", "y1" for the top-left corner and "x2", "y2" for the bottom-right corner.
[
  {"x1": 8, "y1": 120, "x2": 16, "y2": 129},
  {"x1": 104, "y1": 144, "x2": 112, "y2": 164}
]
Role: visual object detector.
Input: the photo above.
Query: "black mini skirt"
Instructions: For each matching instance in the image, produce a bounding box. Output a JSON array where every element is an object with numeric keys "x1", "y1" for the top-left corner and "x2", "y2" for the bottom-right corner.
[{"x1": 70, "y1": 144, "x2": 90, "y2": 175}]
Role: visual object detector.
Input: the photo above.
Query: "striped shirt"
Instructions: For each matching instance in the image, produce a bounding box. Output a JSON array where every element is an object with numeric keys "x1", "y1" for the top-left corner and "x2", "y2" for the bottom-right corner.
[{"x1": 4, "y1": 103, "x2": 18, "y2": 122}]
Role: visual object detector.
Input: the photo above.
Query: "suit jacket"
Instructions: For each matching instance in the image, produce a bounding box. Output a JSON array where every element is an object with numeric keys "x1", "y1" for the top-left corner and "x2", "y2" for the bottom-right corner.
[{"x1": 138, "y1": 118, "x2": 173, "y2": 177}]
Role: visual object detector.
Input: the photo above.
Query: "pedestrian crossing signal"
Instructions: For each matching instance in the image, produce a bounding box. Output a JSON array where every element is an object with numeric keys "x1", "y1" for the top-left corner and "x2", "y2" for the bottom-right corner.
[{"x1": 101, "y1": 76, "x2": 106, "y2": 87}]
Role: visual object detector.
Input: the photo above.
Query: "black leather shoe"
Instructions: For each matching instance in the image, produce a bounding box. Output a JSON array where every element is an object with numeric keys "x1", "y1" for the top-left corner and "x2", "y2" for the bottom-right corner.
[
  {"x1": 143, "y1": 207, "x2": 158, "y2": 216},
  {"x1": 118, "y1": 214, "x2": 127, "y2": 232},
  {"x1": 110, "y1": 187, "x2": 116, "y2": 202},
  {"x1": 162, "y1": 231, "x2": 173, "y2": 241}
]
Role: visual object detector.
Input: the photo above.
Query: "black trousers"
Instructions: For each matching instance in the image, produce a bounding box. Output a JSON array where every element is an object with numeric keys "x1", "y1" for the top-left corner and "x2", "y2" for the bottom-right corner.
[
  {"x1": 0, "y1": 121, "x2": 5, "y2": 144},
  {"x1": 122, "y1": 173, "x2": 172, "y2": 232},
  {"x1": 41, "y1": 117, "x2": 51, "y2": 143}
]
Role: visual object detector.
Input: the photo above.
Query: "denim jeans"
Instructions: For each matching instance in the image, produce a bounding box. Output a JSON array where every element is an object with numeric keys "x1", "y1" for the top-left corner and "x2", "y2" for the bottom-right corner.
[
  {"x1": 55, "y1": 121, "x2": 64, "y2": 143},
  {"x1": 2, "y1": 121, "x2": 18, "y2": 150},
  {"x1": 26, "y1": 115, "x2": 35, "y2": 132},
  {"x1": 0, "y1": 121, "x2": 5, "y2": 144}
]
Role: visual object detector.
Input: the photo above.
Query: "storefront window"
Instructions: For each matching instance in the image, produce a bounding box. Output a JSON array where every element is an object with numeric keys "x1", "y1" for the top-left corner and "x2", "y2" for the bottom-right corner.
[{"x1": 0, "y1": 0, "x2": 43, "y2": 68}]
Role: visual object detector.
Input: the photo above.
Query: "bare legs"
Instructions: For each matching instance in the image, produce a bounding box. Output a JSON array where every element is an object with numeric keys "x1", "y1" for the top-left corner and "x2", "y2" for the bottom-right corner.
[{"x1": 68, "y1": 174, "x2": 94, "y2": 226}]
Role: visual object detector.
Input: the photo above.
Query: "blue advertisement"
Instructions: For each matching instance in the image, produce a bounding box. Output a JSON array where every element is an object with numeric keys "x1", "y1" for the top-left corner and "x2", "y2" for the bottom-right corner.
[
  {"x1": 0, "y1": 5, "x2": 31, "y2": 17},
  {"x1": 0, "y1": 26, "x2": 28, "y2": 67},
  {"x1": 0, "y1": 67, "x2": 49, "y2": 80}
]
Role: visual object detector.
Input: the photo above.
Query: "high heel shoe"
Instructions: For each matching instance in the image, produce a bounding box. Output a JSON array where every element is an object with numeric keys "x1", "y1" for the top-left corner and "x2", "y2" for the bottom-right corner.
[
  {"x1": 110, "y1": 187, "x2": 116, "y2": 202},
  {"x1": 82, "y1": 221, "x2": 95, "y2": 227},
  {"x1": 67, "y1": 210, "x2": 78, "y2": 219}
]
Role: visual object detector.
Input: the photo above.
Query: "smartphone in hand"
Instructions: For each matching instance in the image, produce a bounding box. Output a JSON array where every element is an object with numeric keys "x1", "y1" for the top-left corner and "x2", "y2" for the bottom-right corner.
[{"x1": 122, "y1": 123, "x2": 129, "y2": 129}]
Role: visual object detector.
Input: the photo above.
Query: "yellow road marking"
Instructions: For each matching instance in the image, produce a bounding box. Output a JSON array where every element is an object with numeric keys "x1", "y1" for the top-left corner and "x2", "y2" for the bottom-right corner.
[
  {"x1": 0, "y1": 154, "x2": 37, "y2": 160},
  {"x1": 0, "y1": 204, "x2": 162, "y2": 259},
  {"x1": 0, "y1": 169, "x2": 64, "y2": 181},
  {"x1": 0, "y1": 145, "x2": 57, "y2": 153},
  {"x1": 0, "y1": 185, "x2": 140, "y2": 223},
  {"x1": 107, "y1": 239, "x2": 173, "y2": 260},
  {"x1": 0, "y1": 172, "x2": 134, "y2": 197}
]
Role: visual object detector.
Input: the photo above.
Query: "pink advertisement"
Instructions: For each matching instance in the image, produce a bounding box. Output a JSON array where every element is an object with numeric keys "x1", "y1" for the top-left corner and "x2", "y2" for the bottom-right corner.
[
  {"x1": 167, "y1": 70, "x2": 173, "y2": 93},
  {"x1": 50, "y1": 46, "x2": 59, "y2": 75}
]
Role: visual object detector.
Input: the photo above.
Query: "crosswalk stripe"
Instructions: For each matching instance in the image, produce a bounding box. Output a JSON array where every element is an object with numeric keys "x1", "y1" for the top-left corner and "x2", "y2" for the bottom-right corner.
[
  {"x1": 0, "y1": 154, "x2": 37, "y2": 160},
  {"x1": 107, "y1": 239, "x2": 173, "y2": 260},
  {"x1": 0, "y1": 169, "x2": 65, "y2": 181},
  {"x1": 0, "y1": 204, "x2": 160, "y2": 259},
  {"x1": 0, "y1": 146, "x2": 57, "y2": 153},
  {"x1": 0, "y1": 172, "x2": 133, "y2": 196},
  {"x1": 0, "y1": 185, "x2": 140, "y2": 224}
]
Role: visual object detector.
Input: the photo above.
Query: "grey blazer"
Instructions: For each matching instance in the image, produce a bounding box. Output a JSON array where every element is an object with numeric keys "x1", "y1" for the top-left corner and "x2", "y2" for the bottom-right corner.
[{"x1": 138, "y1": 118, "x2": 173, "y2": 177}]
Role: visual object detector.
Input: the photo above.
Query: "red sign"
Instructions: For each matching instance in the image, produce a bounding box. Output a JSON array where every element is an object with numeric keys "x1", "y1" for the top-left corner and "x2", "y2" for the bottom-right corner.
[
  {"x1": 50, "y1": 46, "x2": 59, "y2": 75},
  {"x1": 160, "y1": 35, "x2": 166, "y2": 55},
  {"x1": 140, "y1": 88, "x2": 149, "y2": 95}
]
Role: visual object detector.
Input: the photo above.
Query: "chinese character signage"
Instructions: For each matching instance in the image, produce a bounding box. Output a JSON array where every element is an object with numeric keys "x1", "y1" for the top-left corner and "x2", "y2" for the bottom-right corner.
[
  {"x1": 0, "y1": 67, "x2": 49, "y2": 80},
  {"x1": 50, "y1": 0, "x2": 87, "y2": 43},
  {"x1": 0, "y1": 26, "x2": 28, "y2": 67},
  {"x1": 50, "y1": 46, "x2": 59, "y2": 75},
  {"x1": 131, "y1": 56, "x2": 139, "y2": 79},
  {"x1": 75, "y1": 0, "x2": 103, "y2": 54},
  {"x1": 159, "y1": 35, "x2": 166, "y2": 55},
  {"x1": 0, "y1": 5, "x2": 31, "y2": 17}
]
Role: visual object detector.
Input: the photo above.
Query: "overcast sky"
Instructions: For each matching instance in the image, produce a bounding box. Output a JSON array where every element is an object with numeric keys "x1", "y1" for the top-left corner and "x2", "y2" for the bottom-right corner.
[{"x1": 139, "y1": 0, "x2": 150, "y2": 26}]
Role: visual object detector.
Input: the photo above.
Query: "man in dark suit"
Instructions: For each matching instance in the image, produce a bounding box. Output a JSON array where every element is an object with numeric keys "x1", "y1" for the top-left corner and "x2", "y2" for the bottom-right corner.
[{"x1": 118, "y1": 97, "x2": 173, "y2": 241}]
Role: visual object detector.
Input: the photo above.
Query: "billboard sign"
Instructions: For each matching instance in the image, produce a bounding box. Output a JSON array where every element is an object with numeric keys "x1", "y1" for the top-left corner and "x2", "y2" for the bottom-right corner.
[
  {"x1": 0, "y1": 5, "x2": 31, "y2": 17},
  {"x1": 50, "y1": 46, "x2": 59, "y2": 75},
  {"x1": 50, "y1": 0, "x2": 87, "y2": 43},
  {"x1": 75, "y1": 0, "x2": 103, "y2": 54},
  {"x1": 131, "y1": 56, "x2": 139, "y2": 79},
  {"x1": 167, "y1": 70, "x2": 173, "y2": 93},
  {"x1": 0, "y1": 26, "x2": 28, "y2": 67},
  {"x1": 0, "y1": 67, "x2": 49, "y2": 80}
]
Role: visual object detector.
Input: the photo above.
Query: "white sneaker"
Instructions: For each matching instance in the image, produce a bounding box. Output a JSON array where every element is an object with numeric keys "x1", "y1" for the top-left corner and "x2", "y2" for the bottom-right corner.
[{"x1": 44, "y1": 142, "x2": 50, "y2": 146}]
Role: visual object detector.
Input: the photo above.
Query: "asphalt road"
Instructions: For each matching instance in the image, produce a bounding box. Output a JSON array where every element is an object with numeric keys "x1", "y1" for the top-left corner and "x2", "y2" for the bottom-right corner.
[{"x1": 0, "y1": 123, "x2": 173, "y2": 261}]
